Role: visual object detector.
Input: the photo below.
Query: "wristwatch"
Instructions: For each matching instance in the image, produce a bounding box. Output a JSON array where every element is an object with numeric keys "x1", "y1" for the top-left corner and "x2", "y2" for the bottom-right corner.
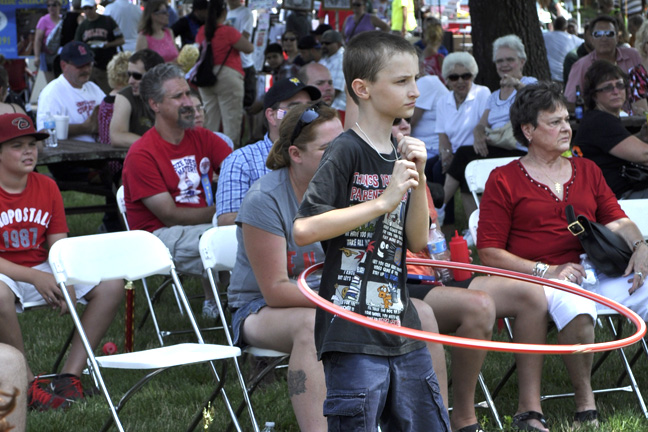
[
  {"x1": 633, "y1": 239, "x2": 648, "y2": 252},
  {"x1": 533, "y1": 262, "x2": 549, "y2": 278}
]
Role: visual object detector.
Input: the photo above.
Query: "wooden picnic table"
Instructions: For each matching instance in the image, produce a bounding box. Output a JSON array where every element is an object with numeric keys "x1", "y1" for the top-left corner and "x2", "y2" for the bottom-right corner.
[{"x1": 37, "y1": 139, "x2": 128, "y2": 215}]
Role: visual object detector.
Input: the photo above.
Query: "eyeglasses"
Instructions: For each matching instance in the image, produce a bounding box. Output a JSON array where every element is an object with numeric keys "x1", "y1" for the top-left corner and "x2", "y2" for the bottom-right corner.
[
  {"x1": 495, "y1": 56, "x2": 517, "y2": 65},
  {"x1": 592, "y1": 30, "x2": 616, "y2": 38},
  {"x1": 153, "y1": 9, "x2": 169, "y2": 15},
  {"x1": 127, "y1": 71, "x2": 144, "y2": 80},
  {"x1": 447, "y1": 73, "x2": 473, "y2": 82},
  {"x1": 283, "y1": 37, "x2": 297, "y2": 42},
  {"x1": 290, "y1": 103, "x2": 322, "y2": 145},
  {"x1": 82, "y1": 5, "x2": 94, "y2": 9},
  {"x1": 594, "y1": 81, "x2": 626, "y2": 93}
]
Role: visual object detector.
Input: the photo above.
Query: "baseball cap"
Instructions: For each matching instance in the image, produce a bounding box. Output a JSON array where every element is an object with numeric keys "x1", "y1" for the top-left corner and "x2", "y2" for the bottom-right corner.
[
  {"x1": 298, "y1": 35, "x2": 321, "y2": 50},
  {"x1": 0, "y1": 114, "x2": 49, "y2": 143},
  {"x1": 60, "y1": 41, "x2": 94, "y2": 66},
  {"x1": 321, "y1": 30, "x2": 343, "y2": 44},
  {"x1": 312, "y1": 24, "x2": 332, "y2": 36},
  {"x1": 81, "y1": 0, "x2": 95, "y2": 7},
  {"x1": 264, "y1": 77, "x2": 321, "y2": 110}
]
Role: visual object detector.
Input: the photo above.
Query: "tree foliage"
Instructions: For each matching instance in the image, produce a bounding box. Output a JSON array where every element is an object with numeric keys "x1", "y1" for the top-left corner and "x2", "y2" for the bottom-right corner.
[{"x1": 469, "y1": 0, "x2": 551, "y2": 90}]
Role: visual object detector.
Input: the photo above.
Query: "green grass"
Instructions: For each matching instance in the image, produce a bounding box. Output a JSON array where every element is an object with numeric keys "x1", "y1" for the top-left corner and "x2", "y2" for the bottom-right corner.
[{"x1": 19, "y1": 191, "x2": 648, "y2": 431}]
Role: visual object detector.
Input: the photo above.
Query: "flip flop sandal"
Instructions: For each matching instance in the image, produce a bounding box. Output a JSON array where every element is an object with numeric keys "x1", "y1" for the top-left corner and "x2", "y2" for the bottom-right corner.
[
  {"x1": 573, "y1": 409, "x2": 600, "y2": 429},
  {"x1": 456, "y1": 423, "x2": 485, "y2": 432},
  {"x1": 512, "y1": 411, "x2": 548, "y2": 431}
]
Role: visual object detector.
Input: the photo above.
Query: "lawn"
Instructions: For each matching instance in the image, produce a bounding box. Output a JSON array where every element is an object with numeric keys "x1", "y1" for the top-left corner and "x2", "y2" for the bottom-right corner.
[{"x1": 20, "y1": 191, "x2": 648, "y2": 431}]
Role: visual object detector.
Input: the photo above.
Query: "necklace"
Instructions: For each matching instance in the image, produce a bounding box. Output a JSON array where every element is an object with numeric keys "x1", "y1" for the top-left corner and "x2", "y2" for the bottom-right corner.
[
  {"x1": 526, "y1": 156, "x2": 564, "y2": 194},
  {"x1": 355, "y1": 122, "x2": 399, "y2": 162}
]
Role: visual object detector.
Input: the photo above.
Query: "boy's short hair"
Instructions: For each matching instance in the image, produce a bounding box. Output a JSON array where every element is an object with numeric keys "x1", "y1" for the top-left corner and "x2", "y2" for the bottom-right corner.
[
  {"x1": 265, "y1": 43, "x2": 284, "y2": 56},
  {"x1": 343, "y1": 31, "x2": 417, "y2": 104}
]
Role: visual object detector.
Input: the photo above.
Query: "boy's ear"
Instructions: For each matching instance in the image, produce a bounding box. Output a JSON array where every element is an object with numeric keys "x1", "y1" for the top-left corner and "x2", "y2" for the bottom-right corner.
[{"x1": 351, "y1": 78, "x2": 370, "y2": 101}]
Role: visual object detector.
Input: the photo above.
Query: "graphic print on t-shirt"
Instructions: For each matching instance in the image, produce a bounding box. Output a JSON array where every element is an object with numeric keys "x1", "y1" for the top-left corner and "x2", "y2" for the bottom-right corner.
[
  {"x1": 171, "y1": 155, "x2": 202, "y2": 204},
  {"x1": 331, "y1": 169, "x2": 407, "y2": 326}
]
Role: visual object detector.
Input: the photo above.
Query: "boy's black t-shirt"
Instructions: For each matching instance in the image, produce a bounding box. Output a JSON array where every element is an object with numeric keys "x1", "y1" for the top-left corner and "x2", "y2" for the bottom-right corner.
[{"x1": 297, "y1": 129, "x2": 425, "y2": 359}]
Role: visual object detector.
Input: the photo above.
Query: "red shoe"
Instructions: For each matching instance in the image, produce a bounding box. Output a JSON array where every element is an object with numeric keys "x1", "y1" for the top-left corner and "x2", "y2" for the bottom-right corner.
[
  {"x1": 50, "y1": 373, "x2": 84, "y2": 401},
  {"x1": 28, "y1": 377, "x2": 72, "y2": 411}
]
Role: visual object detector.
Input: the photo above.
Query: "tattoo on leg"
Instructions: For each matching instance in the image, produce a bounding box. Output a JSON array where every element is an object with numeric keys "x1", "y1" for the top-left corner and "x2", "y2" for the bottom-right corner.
[{"x1": 287, "y1": 369, "x2": 306, "y2": 397}]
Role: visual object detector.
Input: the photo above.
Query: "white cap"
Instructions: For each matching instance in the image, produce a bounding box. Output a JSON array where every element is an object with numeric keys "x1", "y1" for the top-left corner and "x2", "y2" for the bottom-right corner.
[{"x1": 81, "y1": 0, "x2": 95, "y2": 8}]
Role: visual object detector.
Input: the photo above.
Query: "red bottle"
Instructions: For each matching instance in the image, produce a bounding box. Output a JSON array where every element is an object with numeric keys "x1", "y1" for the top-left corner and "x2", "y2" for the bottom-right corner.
[{"x1": 449, "y1": 230, "x2": 471, "y2": 281}]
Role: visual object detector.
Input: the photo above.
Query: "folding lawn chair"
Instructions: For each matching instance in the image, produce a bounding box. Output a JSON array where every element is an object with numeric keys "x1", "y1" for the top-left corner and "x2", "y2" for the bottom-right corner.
[
  {"x1": 465, "y1": 157, "x2": 520, "y2": 209},
  {"x1": 199, "y1": 225, "x2": 289, "y2": 431},
  {"x1": 48, "y1": 230, "x2": 250, "y2": 432}
]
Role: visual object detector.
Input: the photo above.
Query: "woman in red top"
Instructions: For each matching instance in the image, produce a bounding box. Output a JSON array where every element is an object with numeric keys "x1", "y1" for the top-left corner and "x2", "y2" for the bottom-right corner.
[{"x1": 195, "y1": 0, "x2": 253, "y2": 148}]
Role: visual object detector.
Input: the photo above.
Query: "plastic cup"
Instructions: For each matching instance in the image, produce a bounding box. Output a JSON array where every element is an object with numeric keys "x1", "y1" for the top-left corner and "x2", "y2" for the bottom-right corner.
[{"x1": 53, "y1": 115, "x2": 69, "y2": 140}]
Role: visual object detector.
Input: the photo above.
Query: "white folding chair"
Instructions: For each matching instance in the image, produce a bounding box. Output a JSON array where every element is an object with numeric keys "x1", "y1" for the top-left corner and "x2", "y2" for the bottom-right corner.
[
  {"x1": 619, "y1": 199, "x2": 648, "y2": 239},
  {"x1": 465, "y1": 157, "x2": 520, "y2": 208},
  {"x1": 48, "y1": 230, "x2": 249, "y2": 432},
  {"x1": 199, "y1": 226, "x2": 289, "y2": 429},
  {"x1": 116, "y1": 185, "x2": 190, "y2": 346}
]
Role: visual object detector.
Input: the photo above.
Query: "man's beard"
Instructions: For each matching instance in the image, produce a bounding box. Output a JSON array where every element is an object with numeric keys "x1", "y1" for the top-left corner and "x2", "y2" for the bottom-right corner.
[{"x1": 177, "y1": 106, "x2": 195, "y2": 129}]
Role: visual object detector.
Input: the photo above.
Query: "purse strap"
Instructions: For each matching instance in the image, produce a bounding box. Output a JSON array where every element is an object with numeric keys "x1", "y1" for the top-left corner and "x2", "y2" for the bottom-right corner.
[{"x1": 565, "y1": 204, "x2": 586, "y2": 237}]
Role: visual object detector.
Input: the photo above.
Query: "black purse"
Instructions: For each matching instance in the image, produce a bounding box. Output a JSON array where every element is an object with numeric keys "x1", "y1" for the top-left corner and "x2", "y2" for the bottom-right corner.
[
  {"x1": 565, "y1": 204, "x2": 632, "y2": 277},
  {"x1": 621, "y1": 162, "x2": 648, "y2": 191}
]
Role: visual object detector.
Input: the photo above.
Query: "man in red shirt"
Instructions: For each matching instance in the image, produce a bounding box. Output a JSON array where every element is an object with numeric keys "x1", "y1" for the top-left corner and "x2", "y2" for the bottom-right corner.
[{"x1": 122, "y1": 64, "x2": 232, "y2": 318}]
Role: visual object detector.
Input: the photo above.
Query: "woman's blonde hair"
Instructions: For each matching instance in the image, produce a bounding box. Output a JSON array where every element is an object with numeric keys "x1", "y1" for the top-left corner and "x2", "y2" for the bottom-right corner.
[
  {"x1": 107, "y1": 51, "x2": 132, "y2": 90},
  {"x1": 266, "y1": 102, "x2": 338, "y2": 170}
]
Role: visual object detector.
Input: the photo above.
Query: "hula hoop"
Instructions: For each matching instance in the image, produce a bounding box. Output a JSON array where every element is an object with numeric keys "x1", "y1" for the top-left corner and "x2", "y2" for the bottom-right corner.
[{"x1": 297, "y1": 260, "x2": 646, "y2": 355}]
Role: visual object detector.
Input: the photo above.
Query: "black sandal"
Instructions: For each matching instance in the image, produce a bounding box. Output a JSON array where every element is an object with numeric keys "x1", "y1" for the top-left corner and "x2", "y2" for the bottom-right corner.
[
  {"x1": 512, "y1": 411, "x2": 548, "y2": 431},
  {"x1": 455, "y1": 423, "x2": 485, "y2": 432},
  {"x1": 573, "y1": 409, "x2": 600, "y2": 428}
]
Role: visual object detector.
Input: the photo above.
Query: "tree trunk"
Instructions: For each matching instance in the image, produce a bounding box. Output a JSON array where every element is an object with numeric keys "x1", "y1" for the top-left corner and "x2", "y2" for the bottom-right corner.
[{"x1": 468, "y1": 0, "x2": 550, "y2": 90}]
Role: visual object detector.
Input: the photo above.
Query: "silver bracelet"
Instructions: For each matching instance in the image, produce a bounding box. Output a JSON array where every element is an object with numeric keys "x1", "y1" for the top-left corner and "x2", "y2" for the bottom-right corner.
[
  {"x1": 633, "y1": 239, "x2": 648, "y2": 252},
  {"x1": 533, "y1": 262, "x2": 549, "y2": 278}
]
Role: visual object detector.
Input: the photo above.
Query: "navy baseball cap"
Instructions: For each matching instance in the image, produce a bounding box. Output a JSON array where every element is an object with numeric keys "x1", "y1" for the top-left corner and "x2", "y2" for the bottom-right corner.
[
  {"x1": 264, "y1": 77, "x2": 321, "y2": 110},
  {"x1": 60, "y1": 41, "x2": 95, "y2": 66}
]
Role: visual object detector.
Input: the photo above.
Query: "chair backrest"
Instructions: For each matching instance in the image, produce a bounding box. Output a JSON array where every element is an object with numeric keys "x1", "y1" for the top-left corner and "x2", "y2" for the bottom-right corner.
[
  {"x1": 619, "y1": 199, "x2": 648, "y2": 238},
  {"x1": 199, "y1": 226, "x2": 238, "y2": 272},
  {"x1": 468, "y1": 209, "x2": 479, "y2": 248},
  {"x1": 116, "y1": 185, "x2": 129, "y2": 230},
  {"x1": 48, "y1": 231, "x2": 174, "y2": 285},
  {"x1": 465, "y1": 157, "x2": 519, "y2": 208}
]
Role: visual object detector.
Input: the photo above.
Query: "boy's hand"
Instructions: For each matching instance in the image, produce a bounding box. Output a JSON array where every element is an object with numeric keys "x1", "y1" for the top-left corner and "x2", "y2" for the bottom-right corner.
[
  {"x1": 31, "y1": 270, "x2": 74, "y2": 315},
  {"x1": 380, "y1": 160, "x2": 419, "y2": 212},
  {"x1": 396, "y1": 134, "x2": 427, "y2": 175}
]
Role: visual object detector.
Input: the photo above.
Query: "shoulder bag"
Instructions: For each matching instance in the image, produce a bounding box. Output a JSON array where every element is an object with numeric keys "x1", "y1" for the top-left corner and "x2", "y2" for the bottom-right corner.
[
  {"x1": 565, "y1": 204, "x2": 632, "y2": 277},
  {"x1": 189, "y1": 28, "x2": 234, "y2": 88},
  {"x1": 485, "y1": 121, "x2": 518, "y2": 150},
  {"x1": 46, "y1": 16, "x2": 64, "y2": 55}
]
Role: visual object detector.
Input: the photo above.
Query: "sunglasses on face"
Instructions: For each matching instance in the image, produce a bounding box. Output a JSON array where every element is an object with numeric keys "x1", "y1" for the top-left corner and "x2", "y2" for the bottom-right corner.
[
  {"x1": 127, "y1": 71, "x2": 143, "y2": 80},
  {"x1": 447, "y1": 73, "x2": 473, "y2": 82},
  {"x1": 594, "y1": 81, "x2": 626, "y2": 93},
  {"x1": 291, "y1": 104, "x2": 322, "y2": 145},
  {"x1": 592, "y1": 30, "x2": 616, "y2": 38},
  {"x1": 283, "y1": 37, "x2": 296, "y2": 42}
]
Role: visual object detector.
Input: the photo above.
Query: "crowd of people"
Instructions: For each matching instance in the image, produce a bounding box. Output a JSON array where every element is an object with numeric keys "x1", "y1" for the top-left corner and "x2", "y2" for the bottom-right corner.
[{"x1": 1, "y1": 1, "x2": 648, "y2": 431}]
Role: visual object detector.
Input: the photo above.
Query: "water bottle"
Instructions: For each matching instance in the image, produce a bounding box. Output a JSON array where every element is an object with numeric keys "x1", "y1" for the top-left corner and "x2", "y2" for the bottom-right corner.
[
  {"x1": 449, "y1": 230, "x2": 471, "y2": 281},
  {"x1": 43, "y1": 111, "x2": 58, "y2": 147},
  {"x1": 575, "y1": 85, "x2": 584, "y2": 122},
  {"x1": 580, "y1": 253, "x2": 599, "y2": 292},
  {"x1": 427, "y1": 223, "x2": 451, "y2": 283},
  {"x1": 261, "y1": 421, "x2": 275, "y2": 431}
]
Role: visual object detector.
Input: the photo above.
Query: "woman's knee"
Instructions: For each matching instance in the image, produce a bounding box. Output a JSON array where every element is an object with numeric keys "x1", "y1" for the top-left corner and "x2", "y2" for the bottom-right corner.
[{"x1": 412, "y1": 298, "x2": 439, "y2": 333}]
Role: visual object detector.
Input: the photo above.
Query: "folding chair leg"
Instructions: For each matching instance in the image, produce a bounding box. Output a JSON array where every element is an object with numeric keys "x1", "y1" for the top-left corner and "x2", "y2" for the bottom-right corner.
[
  {"x1": 186, "y1": 363, "x2": 229, "y2": 432},
  {"x1": 58, "y1": 282, "x2": 125, "y2": 432},
  {"x1": 476, "y1": 372, "x2": 503, "y2": 430},
  {"x1": 170, "y1": 270, "x2": 247, "y2": 432}
]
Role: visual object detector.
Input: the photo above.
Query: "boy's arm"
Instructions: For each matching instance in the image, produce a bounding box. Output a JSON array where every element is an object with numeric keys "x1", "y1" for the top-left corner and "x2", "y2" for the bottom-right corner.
[
  {"x1": 398, "y1": 134, "x2": 429, "y2": 253},
  {"x1": 294, "y1": 158, "x2": 421, "y2": 246}
]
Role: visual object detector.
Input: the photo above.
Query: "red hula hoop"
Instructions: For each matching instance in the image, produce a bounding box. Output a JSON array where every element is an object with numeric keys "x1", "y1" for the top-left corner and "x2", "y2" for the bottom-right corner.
[{"x1": 297, "y1": 260, "x2": 646, "y2": 355}]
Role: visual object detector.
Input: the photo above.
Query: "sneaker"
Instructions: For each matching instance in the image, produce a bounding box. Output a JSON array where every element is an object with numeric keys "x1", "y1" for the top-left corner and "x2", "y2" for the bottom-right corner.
[
  {"x1": 202, "y1": 299, "x2": 220, "y2": 319},
  {"x1": 50, "y1": 373, "x2": 84, "y2": 401},
  {"x1": 28, "y1": 377, "x2": 72, "y2": 411}
]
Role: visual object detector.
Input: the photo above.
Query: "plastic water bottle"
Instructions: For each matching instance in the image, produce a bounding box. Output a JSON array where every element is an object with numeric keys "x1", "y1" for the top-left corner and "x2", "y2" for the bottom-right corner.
[
  {"x1": 428, "y1": 223, "x2": 451, "y2": 283},
  {"x1": 261, "y1": 422, "x2": 275, "y2": 431},
  {"x1": 580, "y1": 253, "x2": 599, "y2": 292},
  {"x1": 43, "y1": 111, "x2": 58, "y2": 147}
]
